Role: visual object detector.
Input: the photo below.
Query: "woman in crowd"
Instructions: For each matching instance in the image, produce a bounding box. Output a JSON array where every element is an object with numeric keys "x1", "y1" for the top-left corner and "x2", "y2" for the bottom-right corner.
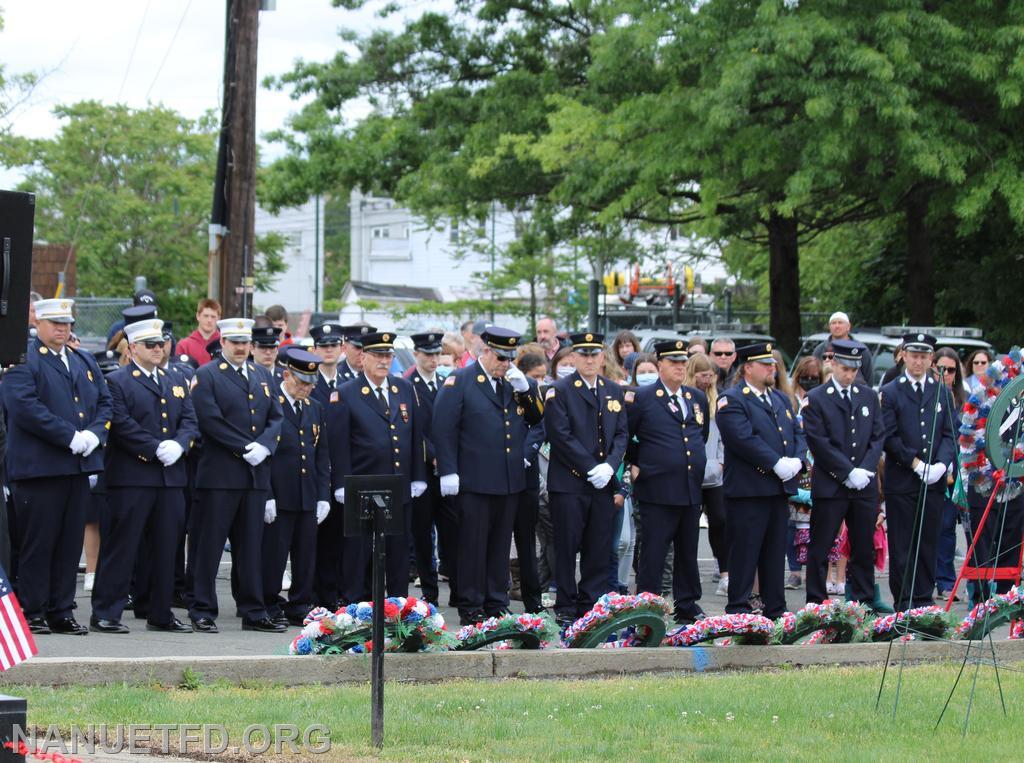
[
  {"x1": 964, "y1": 348, "x2": 993, "y2": 390},
  {"x1": 610, "y1": 330, "x2": 641, "y2": 374},
  {"x1": 934, "y1": 347, "x2": 968, "y2": 601}
]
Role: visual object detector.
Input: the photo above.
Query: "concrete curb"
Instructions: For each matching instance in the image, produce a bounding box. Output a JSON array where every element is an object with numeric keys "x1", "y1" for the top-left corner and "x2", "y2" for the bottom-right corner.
[{"x1": 3, "y1": 640, "x2": 1023, "y2": 687}]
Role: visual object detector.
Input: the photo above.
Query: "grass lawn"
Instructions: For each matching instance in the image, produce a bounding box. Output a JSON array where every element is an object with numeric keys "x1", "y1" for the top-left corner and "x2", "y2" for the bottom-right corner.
[{"x1": 15, "y1": 662, "x2": 1024, "y2": 761}]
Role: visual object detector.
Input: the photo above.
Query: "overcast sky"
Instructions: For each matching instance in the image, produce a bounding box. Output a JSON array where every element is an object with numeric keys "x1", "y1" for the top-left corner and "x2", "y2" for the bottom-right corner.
[{"x1": 0, "y1": 0, "x2": 416, "y2": 182}]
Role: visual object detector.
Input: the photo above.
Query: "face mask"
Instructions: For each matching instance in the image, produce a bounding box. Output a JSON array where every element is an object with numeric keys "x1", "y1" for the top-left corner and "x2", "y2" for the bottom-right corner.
[
  {"x1": 436, "y1": 365, "x2": 453, "y2": 379},
  {"x1": 799, "y1": 376, "x2": 820, "y2": 390},
  {"x1": 556, "y1": 365, "x2": 574, "y2": 379},
  {"x1": 636, "y1": 372, "x2": 659, "y2": 386}
]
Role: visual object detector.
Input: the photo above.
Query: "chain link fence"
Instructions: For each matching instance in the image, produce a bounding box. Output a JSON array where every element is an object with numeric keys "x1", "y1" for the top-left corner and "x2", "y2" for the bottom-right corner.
[{"x1": 72, "y1": 297, "x2": 132, "y2": 352}]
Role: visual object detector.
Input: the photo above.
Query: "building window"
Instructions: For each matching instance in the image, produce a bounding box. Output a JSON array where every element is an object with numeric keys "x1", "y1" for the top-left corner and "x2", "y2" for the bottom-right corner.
[{"x1": 372, "y1": 226, "x2": 390, "y2": 239}]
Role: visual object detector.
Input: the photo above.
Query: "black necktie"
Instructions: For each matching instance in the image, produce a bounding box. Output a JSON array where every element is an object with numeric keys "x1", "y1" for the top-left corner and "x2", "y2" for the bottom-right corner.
[
  {"x1": 495, "y1": 377, "x2": 504, "y2": 398},
  {"x1": 294, "y1": 400, "x2": 302, "y2": 417},
  {"x1": 376, "y1": 387, "x2": 390, "y2": 417},
  {"x1": 428, "y1": 379, "x2": 436, "y2": 394},
  {"x1": 328, "y1": 378, "x2": 336, "y2": 390},
  {"x1": 841, "y1": 388, "x2": 850, "y2": 403},
  {"x1": 761, "y1": 392, "x2": 772, "y2": 410},
  {"x1": 236, "y1": 366, "x2": 245, "y2": 380}
]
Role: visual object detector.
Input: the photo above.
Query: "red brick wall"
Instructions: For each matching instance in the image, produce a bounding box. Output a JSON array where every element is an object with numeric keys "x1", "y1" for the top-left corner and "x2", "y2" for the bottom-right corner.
[{"x1": 32, "y1": 243, "x2": 75, "y2": 298}]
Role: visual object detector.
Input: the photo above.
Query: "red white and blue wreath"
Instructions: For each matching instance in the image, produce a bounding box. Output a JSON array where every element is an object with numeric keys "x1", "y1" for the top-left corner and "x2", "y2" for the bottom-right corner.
[
  {"x1": 959, "y1": 348, "x2": 1024, "y2": 496},
  {"x1": 288, "y1": 597, "x2": 454, "y2": 655},
  {"x1": 663, "y1": 613, "x2": 775, "y2": 647}
]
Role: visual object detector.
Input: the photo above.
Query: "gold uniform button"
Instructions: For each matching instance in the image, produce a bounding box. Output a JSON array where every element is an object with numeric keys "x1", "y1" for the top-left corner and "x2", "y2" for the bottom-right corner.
[
  {"x1": 394, "y1": 461, "x2": 400, "y2": 467},
  {"x1": 783, "y1": 440, "x2": 788, "y2": 445},
  {"x1": 250, "y1": 409, "x2": 256, "y2": 415},
  {"x1": 506, "y1": 434, "x2": 511, "y2": 440},
  {"x1": 505, "y1": 421, "x2": 510, "y2": 427},
  {"x1": 162, "y1": 427, "x2": 168, "y2": 433},
  {"x1": 161, "y1": 398, "x2": 167, "y2": 404},
  {"x1": 301, "y1": 454, "x2": 306, "y2": 460},
  {"x1": 74, "y1": 396, "x2": 79, "y2": 402},
  {"x1": 686, "y1": 451, "x2": 691, "y2": 457},
  {"x1": 394, "y1": 448, "x2": 400, "y2": 454},
  {"x1": 392, "y1": 436, "x2": 398, "y2": 442},
  {"x1": 301, "y1": 468, "x2": 307, "y2": 474},
  {"x1": 251, "y1": 426, "x2": 257, "y2": 432},
  {"x1": 505, "y1": 448, "x2": 511, "y2": 454},
  {"x1": 249, "y1": 394, "x2": 254, "y2": 400},
  {"x1": 79, "y1": 412, "x2": 85, "y2": 418},
  {"x1": 684, "y1": 437, "x2": 689, "y2": 443},
  {"x1": 390, "y1": 425, "x2": 396, "y2": 430},
  {"x1": 299, "y1": 430, "x2": 304, "y2": 435},
  {"x1": 162, "y1": 412, "x2": 168, "y2": 418}
]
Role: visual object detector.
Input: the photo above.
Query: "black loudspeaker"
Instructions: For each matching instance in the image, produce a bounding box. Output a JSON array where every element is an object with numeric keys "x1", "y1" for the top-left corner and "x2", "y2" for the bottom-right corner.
[{"x1": 0, "y1": 192, "x2": 34, "y2": 367}]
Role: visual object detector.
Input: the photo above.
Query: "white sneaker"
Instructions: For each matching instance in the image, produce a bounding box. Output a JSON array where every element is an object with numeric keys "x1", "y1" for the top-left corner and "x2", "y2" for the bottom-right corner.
[
  {"x1": 715, "y1": 576, "x2": 729, "y2": 596},
  {"x1": 281, "y1": 570, "x2": 292, "y2": 591},
  {"x1": 826, "y1": 582, "x2": 838, "y2": 595},
  {"x1": 833, "y1": 582, "x2": 845, "y2": 596},
  {"x1": 83, "y1": 572, "x2": 95, "y2": 592}
]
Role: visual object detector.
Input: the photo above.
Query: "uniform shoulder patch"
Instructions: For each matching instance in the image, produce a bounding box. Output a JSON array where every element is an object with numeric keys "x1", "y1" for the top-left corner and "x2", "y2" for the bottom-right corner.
[
  {"x1": 624, "y1": 390, "x2": 635, "y2": 404},
  {"x1": 545, "y1": 388, "x2": 556, "y2": 400},
  {"x1": 444, "y1": 376, "x2": 456, "y2": 387},
  {"x1": 717, "y1": 397, "x2": 729, "y2": 410}
]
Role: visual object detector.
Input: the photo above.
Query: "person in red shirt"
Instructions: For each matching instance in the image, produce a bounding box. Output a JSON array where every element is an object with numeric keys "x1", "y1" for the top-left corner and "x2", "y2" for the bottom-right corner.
[{"x1": 175, "y1": 298, "x2": 222, "y2": 366}]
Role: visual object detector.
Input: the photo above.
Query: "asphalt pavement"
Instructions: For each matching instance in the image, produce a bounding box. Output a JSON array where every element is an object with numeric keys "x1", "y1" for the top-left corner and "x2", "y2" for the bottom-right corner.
[{"x1": 35, "y1": 529, "x2": 979, "y2": 659}]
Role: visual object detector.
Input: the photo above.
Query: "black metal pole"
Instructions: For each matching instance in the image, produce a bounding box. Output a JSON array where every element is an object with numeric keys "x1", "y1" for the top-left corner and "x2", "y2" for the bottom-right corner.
[
  {"x1": 587, "y1": 278, "x2": 599, "y2": 332},
  {"x1": 370, "y1": 503, "x2": 386, "y2": 749}
]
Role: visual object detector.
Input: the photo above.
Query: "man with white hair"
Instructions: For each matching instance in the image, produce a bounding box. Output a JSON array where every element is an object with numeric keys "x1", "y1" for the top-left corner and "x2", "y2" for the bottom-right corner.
[{"x1": 812, "y1": 311, "x2": 874, "y2": 385}]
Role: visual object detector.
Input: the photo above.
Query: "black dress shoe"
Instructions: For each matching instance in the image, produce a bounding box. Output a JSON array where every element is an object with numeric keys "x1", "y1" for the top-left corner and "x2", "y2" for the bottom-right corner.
[
  {"x1": 242, "y1": 617, "x2": 287, "y2": 633},
  {"x1": 27, "y1": 617, "x2": 50, "y2": 635},
  {"x1": 147, "y1": 617, "x2": 193, "y2": 633},
  {"x1": 286, "y1": 614, "x2": 306, "y2": 627},
  {"x1": 50, "y1": 617, "x2": 88, "y2": 635},
  {"x1": 190, "y1": 617, "x2": 218, "y2": 633},
  {"x1": 89, "y1": 617, "x2": 129, "y2": 634},
  {"x1": 270, "y1": 613, "x2": 289, "y2": 626},
  {"x1": 458, "y1": 611, "x2": 485, "y2": 627},
  {"x1": 674, "y1": 607, "x2": 707, "y2": 626}
]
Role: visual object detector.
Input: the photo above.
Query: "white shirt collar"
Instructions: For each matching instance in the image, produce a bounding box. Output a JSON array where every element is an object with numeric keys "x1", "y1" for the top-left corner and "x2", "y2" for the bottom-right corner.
[
  {"x1": 282, "y1": 387, "x2": 298, "y2": 409},
  {"x1": 904, "y1": 369, "x2": 927, "y2": 386},
  {"x1": 831, "y1": 377, "x2": 852, "y2": 395}
]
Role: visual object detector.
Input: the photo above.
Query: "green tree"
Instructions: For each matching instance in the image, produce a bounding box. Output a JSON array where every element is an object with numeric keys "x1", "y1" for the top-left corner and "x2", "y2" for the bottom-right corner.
[{"x1": 1, "y1": 101, "x2": 284, "y2": 329}]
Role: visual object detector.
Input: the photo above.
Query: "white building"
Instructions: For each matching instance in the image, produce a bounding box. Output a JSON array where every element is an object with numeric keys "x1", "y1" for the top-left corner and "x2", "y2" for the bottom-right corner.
[{"x1": 253, "y1": 197, "x2": 325, "y2": 314}]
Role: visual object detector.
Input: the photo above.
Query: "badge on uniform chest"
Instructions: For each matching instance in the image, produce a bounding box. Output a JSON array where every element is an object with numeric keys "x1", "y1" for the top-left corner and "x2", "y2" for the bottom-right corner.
[
  {"x1": 172, "y1": 385, "x2": 186, "y2": 399},
  {"x1": 400, "y1": 402, "x2": 409, "y2": 423},
  {"x1": 694, "y1": 406, "x2": 703, "y2": 425}
]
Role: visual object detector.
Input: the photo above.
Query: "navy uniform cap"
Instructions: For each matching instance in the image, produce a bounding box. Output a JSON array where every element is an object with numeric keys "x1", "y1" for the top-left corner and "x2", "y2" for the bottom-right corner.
[
  {"x1": 177, "y1": 353, "x2": 200, "y2": 371},
  {"x1": 206, "y1": 338, "x2": 222, "y2": 358},
  {"x1": 902, "y1": 332, "x2": 936, "y2": 353},
  {"x1": 252, "y1": 325, "x2": 283, "y2": 347},
  {"x1": 653, "y1": 339, "x2": 688, "y2": 360},
  {"x1": 481, "y1": 327, "x2": 521, "y2": 359},
  {"x1": 281, "y1": 347, "x2": 322, "y2": 383},
  {"x1": 570, "y1": 332, "x2": 605, "y2": 355},
  {"x1": 736, "y1": 342, "x2": 776, "y2": 364},
  {"x1": 361, "y1": 331, "x2": 396, "y2": 353},
  {"x1": 122, "y1": 304, "x2": 157, "y2": 324},
  {"x1": 133, "y1": 288, "x2": 157, "y2": 307},
  {"x1": 411, "y1": 332, "x2": 442, "y2": 353},
  {"x1": 341, "y1": 324, "x2": 377, "y2": 347},
  {"x1": 831, "y1": 338, "x2": 866, "y2": 368},
  {"x1": 310, "y1": 323, "x2": 343, "y2": 346},
  {"x1": 161, "y1": 320, "x2": 174, "y2": 340}
]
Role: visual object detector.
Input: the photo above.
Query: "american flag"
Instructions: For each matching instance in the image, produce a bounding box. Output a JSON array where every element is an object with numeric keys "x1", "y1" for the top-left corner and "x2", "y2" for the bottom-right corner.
[{"x1": 0, "y1": 568, "x2": 36, "y2": 670}]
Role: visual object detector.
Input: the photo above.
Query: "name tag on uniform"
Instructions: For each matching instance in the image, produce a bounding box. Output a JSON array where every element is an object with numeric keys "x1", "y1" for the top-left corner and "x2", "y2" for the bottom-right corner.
[{"x1": 862, "y1": 406, "x2": 869, "y2": 417}]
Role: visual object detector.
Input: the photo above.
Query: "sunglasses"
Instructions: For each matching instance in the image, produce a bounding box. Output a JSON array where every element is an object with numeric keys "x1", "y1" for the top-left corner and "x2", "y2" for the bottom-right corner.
[
  {"x1": 711, "y1": 351, "x2": 734, "y2": 357},
  {"x1": 937, "y1": 366, "x2": 957, "y2": 375},
  {"x1": 141, "y1": 340, "x2": 163, "y2": 349},
  {"x1": 973, "y1": 359, "x2": 989, "y2": 365},
  {"x1": 823, "y1": 353, "x2": 835, "y2": 360}
]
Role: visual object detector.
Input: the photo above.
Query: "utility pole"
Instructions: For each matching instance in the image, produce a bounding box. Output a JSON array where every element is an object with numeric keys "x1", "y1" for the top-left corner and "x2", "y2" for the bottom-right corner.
[{"x1": 210, "y1": 0, "x2": 266, "y2": 317}]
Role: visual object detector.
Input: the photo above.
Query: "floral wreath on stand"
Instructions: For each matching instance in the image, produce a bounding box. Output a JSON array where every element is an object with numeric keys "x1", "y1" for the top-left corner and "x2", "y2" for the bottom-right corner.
[
  {"x1": 958, "y1": 348, "x2": 1024, "y2": 497},
  {"x1": 954, "y1": 586, "x2": 1024, "y2": 641},
  {"x1": 288, "y1": 597, "x2": 454, "y2": 655},
  {"x1": 772, "y1": 600, "x2": 868, "y2": 645},
  {"x1": 455, "y1": 612, "x2": 560, "y2": 650},
  {"x1": 663, "y1": 613, "x2": 775, "y2": 647},
  {"x1": 562, "y1": 592, "x2": 671, "y2": 648}
]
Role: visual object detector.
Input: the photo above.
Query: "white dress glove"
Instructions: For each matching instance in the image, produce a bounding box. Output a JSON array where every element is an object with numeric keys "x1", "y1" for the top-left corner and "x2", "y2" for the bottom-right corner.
[
  {"x1": 913, "y1": 461, "x2": 926, "y2": 480},
  {"x1": 69, "y1": 431, "x2": 87, "y2": 455},
  {"x1": 242, "y1": 442, "x2": 271, "y2": 466},
  {"x1": 772, "y1": 457, "x2": 802, "y2": 481},
  {"x1": 264, "y1": 499, "x2": 277, "y2": 524},
  {"x1": 587, "y1": 463, "x2": 615, "y2": 489},
  {"x1": 316, "y1": 500, "x2": 331, "y2": 524},
  {"x1": 925, "y1": 462, "x2": 947, "y2": 485},
  {"x1": 88, "y1": 474, "x2": 99, "y2": 489},
  {"x1": 439, "y1": 473, "x2": 460, "y2": 496},
  {"x1": 505, "y1": 365, "x2": 530, "y2": 393},
  {"x1": 80, "y1": 429, "x2": 101, "y2": 457},
  {"x1": 411, "y1": 480, "x2": 428, "y2": 498},
  {"x1": 156, "y1": 440, "x2": 185, "y2": 466},
  {"x1": 843, "y1": 468, "x2": 874, "y2": 491},
  {"x1": 334, "y1": 487, "x2": 345, "y2": 504}
]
